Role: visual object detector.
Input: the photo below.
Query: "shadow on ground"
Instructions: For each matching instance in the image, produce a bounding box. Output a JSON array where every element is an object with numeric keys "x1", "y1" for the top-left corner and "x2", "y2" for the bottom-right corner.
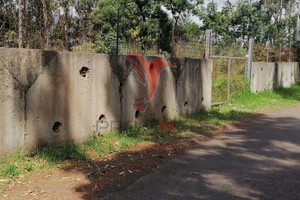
[{"x1": 53, "y1": 106, "x2": 300, "y2": 199}]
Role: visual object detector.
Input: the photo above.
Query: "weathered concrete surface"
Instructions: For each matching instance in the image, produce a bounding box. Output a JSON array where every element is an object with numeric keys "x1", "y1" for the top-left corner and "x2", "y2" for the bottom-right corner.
[
  {"x1": 112, "y1": 56, "x2": 213, "y2": 128},
  {"x1": 24, "y1": 52, "x2": 121, "y2": 151},
  {"x1": 102, "y1": 105, "x2": 300, "y2": 200},
  {"x1": 251, "y1": 62, "x2": 299, "y2": 93},
  {"x1": 176, "y1": 58, "x2": 202, "y2": 116},
  {"x1": 294, "y1": 62, "x2": 300, "y2": 80},
  {"x1": 251, "y1": 62, "x2": 275, "y2": 93},
  {"x1": 0, "y1": 48, "x2": 213, "y2": 154},
  {"x1": 276, "y1": 62, "x2": 298, "y2": 88},
  {"x1": 0, "y1": 59, "x2": 25, "y2": 154}
]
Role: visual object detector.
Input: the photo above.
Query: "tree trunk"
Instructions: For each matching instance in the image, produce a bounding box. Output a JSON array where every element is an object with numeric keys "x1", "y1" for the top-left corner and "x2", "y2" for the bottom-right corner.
[
  {"x1": 18, "y1": 0, "x2": 23, "y2": 48},
  {"x1": 64, "y1": 6, "x2": 69, "y2": 50},
  {"x1": 42, "y1": 0, "x2": 50, "y2": 49}
]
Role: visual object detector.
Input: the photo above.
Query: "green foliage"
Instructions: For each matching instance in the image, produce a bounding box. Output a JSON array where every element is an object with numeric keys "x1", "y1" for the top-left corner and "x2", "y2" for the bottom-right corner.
[
  {"x1": 4, "y1": 31, "x2": 17, "y2": 44},
  {"x1": 197, "y1": 0, "x2": 297, "y2": 47},
  {"x1": 94, "y1": 33, "x2": 117, "y2": 54},
  {"x1": 0, "y1": 153, "x2": 26, "y2": 178},
  {"x1": 1, "y1": 0, "x2": 297, "y2": 55},
  {"x1": 211, "y1": 45, "x2": 248, "y2": 103},
  {"x1": 34, "y1": 143, "x2": 86, "y2": 165},
  {"x1": 24, "y1": 164, "x2": 34, "y2": 172},
  {"x1": 91, "y1": 0, "x2": 158, "y2": 52},
  {"x1": 253, "y1": 43, "x2": 296, "y2": 62},
  {"x1": 1, "y1": 163, "x2": 20, "y2": 178},
  {"x1": 71, "y1": 42, "x2": 96, "y2": 53},
  {"x1": 231, "y1": 81, "x2": 300, "y2": 110}
]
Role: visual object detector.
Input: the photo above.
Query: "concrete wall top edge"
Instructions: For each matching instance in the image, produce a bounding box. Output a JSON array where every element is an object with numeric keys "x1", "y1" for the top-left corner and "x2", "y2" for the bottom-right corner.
[
  {"x1": 0, "y1": 47, "x2": 205, "y2": 62},
  {"x1": 253, "y1": 61, "x2": 298, "y2": 63}
]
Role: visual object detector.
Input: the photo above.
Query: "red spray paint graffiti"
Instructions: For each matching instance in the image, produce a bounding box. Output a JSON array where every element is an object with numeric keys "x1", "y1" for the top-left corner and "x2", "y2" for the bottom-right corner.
[{"x1": 125, "y1": 51, "x2": 175, "y2": 112}]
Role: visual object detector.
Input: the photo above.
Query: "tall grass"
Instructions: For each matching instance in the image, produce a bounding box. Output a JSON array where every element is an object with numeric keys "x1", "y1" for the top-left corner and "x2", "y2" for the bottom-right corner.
[{"x1": 212, "y1": 58, "x2": 247, "y2": 103}]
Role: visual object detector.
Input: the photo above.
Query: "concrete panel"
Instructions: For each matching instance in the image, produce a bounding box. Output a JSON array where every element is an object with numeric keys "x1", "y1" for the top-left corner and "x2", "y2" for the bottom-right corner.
[
  {"x1": 144, "y1": 57, "x2": 179, "y2": 121},
  {"x1": 0, "y1": 48, "x2": 213, "y2": 153},
  {"x1": 294, "y1": 62, "x2": 300, "y2": 80},
  {"x1": 176, "y1": 58, "x2": 202, "y2": 115},
  {"x1": 0, "y1": 55, "x2": 25, "y2": 155},
  {"x1": 251, "y1": 62, "x2": 298, "y2": 94},
  {"x1": 251, "y1": 62, "x2": 276, "y2": 93},
  {"x1": 25, "y1": 52, "x2": 121, "y2": 151},
  {"x1": 121, "y1": 55, "x2": 180, "y2": 127},
  {"x1": 108, "y1": 55, "x2": 141, "y2": 129},
  {"x1": 277, "y1": 62, "x2": 297, "y2": 88},
  {"x1": 200, "y1": 59, "x2": 213, "y2": 112}
]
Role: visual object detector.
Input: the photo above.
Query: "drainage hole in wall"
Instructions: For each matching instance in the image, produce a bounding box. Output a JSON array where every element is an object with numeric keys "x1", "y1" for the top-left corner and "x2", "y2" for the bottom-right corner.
[
  {"x1": 196, "y1": 68, "x2": 199, "y2": 73},
  {"x1": 184, "y1": 101, "x2": 188, "y2": 107},
  {"x1": 135, "y1": 111, "x2": 140, "y2": 119},
  {"x1": 261, "y1": 68, "x2": 263, "y2": 71},
  {"x1": 52, "y1": 122, "x2": 62, "y2": 133},
  {"x1": 99, "y1": 114, "x2": 106, "y2": 124},
  {"x1": 79, "y1": 66, "x2": 90, "y2": 77},
  {"x1": 162, "y1": 106, "x2": 167, "y2": 113}
]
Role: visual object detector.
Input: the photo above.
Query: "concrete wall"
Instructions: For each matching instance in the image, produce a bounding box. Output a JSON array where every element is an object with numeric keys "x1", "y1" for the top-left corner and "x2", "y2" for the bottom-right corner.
[
  {"x1": 294, "y1": 62, "x2": 300, "y2": 80},
  {"x1": 0, "y1": 48, "x2": 213, "y2": 154},
  {"x1": 251, "y1": 62, "x2": 299, "y2": 93}
]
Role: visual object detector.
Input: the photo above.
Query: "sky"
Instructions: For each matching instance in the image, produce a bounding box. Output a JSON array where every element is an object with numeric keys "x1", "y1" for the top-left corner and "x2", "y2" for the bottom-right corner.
[{"x1": 191, "y1": 0, "x2": 239, "y2": 25}]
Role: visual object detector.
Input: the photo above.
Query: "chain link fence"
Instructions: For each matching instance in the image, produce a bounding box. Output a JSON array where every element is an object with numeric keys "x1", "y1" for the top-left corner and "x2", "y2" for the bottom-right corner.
[{"x1": 209, "y1": 34, "x2": 298, "y2": 104}]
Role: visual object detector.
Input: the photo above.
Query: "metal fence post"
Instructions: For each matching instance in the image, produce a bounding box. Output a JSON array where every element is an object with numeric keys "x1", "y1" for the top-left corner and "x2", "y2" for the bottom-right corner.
[
  {"x1": 246, "y1": 38, "x2": 253, "y2": 80},
  {"x1": 289, "y1": 44, "x2": 292, "y2": 62},
  {"x1": 296, "y1": 3, "x2": 300, "y2": 41},
  {"x1": 279, "y1": 44, "x2": 282, "y2": 62},
  {"x1": 266, "y1": 41, "x2": 270, "y2": 62},
  {"x1": 205, "y1": 30, "x2": 212, "y2": 59},
  {"x1": 18, "y1": 0, "x2": 23, "y2": 48},
  {"x1": 227, "y1": 58, "x2": 231, "y2": 101},
  {"x1": 116, "y1": 7, "x2": 120, "y2": 55}
]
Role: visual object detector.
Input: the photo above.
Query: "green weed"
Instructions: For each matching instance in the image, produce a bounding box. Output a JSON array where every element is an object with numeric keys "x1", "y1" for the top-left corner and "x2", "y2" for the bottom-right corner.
[
  {"x1": 1, "y1": 163, "x2": 20, "y2": 177},
  {"x1": 34, "y1": 143, "x2": 86, "y2": 166}
]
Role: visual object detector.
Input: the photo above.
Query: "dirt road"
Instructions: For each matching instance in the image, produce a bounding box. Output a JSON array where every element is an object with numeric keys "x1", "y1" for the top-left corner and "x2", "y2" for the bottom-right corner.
[{"x1": 102, "y1": 105, "x2": 300, "y2": 200}]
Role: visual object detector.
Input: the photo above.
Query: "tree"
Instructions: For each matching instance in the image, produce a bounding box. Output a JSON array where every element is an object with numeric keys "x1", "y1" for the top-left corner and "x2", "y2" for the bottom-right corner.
[
  {"x1": 91, "y1": 0, "x2": 170, "y2": 54},
  {"x1": 42, "y1": 0, "x2": 50, "y2": 49},
  {"x1": 198, "y1": 0, "x2": 298, "y2": 46}
]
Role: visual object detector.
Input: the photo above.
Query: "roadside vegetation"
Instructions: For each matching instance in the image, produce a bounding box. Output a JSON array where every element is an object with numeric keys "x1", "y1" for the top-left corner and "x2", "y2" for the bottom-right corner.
[{"x1": 1, "y1": 81, "x2": 300, "y2": 190}]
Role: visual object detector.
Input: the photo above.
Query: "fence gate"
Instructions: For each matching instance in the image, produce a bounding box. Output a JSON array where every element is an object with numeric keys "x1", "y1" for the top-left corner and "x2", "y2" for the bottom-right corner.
[
  {"x1": 205, "y1": 30, "x2": 252, "y2": 105},
  {"x1": 210, "y1": 55, "x2": 248, "y2": 105}
]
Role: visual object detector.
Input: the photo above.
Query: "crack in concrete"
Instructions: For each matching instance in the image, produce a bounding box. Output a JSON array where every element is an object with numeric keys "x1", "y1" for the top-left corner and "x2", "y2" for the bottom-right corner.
[
  {"x1": 0, "y1": 58, "x2": 43, "y2": 92},
  {"x1": 0, "y1": 57, "x2": 43, "y2": 152},
  {"x1": 0, "y1": 58, "x2": 25, "y2": 89},
  {"x1": 0, "y1": 58, "x2": 27, "y2": 150}
]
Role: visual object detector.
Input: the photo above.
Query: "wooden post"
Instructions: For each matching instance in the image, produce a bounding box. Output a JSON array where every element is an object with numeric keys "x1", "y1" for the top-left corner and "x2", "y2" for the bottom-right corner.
[
  {"x1": 266, "y1": 41, "x2": 270, "y2": 62},
  {"x1": 288, "y1": 44, "x2": 292, "y2": 62},
  {"x1": 296, "y1": 4, "x2": 300, "y2": 62},
  {"x1": 42, "y1": 0, "x2": 50, "y2": 49},
  {"x1": 279, "y1": 44, "x2": 282, "y2": 62},
  {"x1": 296, "y1": 2, "x2": 300, "y2": 41},
  {"x1": 18, "y1": 0, "x2": 23, "y2": 48},
  {"x1": 246, "y1": 38, "x2": 253, "y2": 80},
  {"x1": 116, "y1": 8, "x2": 120, "y2": 55},
  {"x1": 205, "y1": 30, "x2": 212, "y2": 59},
  {"x1": 171, "y1": 19, "x2": 175, "y2": 55},
  {"x1": 227, "y1": 58, "x2": 231, "y2": 101}
]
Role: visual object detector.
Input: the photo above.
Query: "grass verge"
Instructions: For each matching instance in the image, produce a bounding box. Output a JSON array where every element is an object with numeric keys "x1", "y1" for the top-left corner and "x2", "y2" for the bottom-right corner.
[{"x1": 0, "y1": 81, "x2": 300, "y2": 183}]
